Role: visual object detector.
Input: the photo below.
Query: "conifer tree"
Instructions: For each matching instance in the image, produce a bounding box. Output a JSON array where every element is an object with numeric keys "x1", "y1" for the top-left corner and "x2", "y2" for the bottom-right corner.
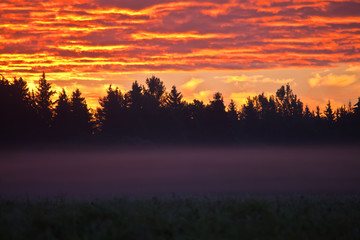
[
  {"x1": 166, "y1": 85, "x2": 183, "y2": 110},
  {"x1": 354, "y1": 97, "x2": 360, "y2": 117},
  {"x1": 53, "y1": 89, "x2": 72, "y2": 135},
  {"x1": 227, "y1": 99, "x2": 238, "y2": 121},
  {"x1": 304, "y1": 105, "x2": 313, "y2": 119},
  {"x1": 97, "y1": 85, "x2": 126, "y2": 133},
  {"x1": 324, "y1": 100, "x2": 334, "y2": 123},
  {"x1": 71, "y1": 89, "x2": 92, "y2": 135},
  {"x1": 35, "y1": 72, "x2": 55, "y2": 128},
  {"x1": 127, "y1": 81, "x2": 143, "y2": 111}
]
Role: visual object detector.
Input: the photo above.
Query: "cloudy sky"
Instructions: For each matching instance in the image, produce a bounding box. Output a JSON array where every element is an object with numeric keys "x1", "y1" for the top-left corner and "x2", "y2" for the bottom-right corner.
[{"x1": 1, "y1": 0, "x2": 360, "y2": 109}]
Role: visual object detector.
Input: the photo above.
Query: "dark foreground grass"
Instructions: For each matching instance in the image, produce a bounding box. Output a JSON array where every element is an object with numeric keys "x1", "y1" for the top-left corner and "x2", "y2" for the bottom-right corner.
[{"x1": 1, "y1": 196, "x2": 360, "y2": 240}]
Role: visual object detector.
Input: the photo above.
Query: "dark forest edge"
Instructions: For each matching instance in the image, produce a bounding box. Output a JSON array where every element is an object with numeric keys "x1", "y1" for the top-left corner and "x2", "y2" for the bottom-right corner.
[{"x1": 1, "y1": 72, "x2": 360, "y2": 147}]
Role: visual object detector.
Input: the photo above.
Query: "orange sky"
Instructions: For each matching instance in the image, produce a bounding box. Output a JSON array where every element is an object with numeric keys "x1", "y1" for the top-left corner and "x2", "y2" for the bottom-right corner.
[{"x1": 1, "y1": 0, "x2": 360, "y2": 109}]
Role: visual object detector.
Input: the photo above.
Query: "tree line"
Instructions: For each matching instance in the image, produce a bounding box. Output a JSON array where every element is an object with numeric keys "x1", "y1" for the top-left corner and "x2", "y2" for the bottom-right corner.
[{"x1": 1, "y1": 73, "x2": 359, "y2": 144}]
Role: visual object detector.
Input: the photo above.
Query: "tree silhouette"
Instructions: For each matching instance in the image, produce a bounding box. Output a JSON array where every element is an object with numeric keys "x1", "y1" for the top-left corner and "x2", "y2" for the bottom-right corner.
[
  {"x1": 145, "y1": 76, "x2": 166, "y2": 104},
  {"x1": 0, "y1": 75, "x2": 39, "y2": 142},
  {"x1": 354, "y1": 97, "x2": 360, "y2": 117},
  {"x1": 206, "y1": 92, "x2": 227, "y2": 133},
  {"x1": 53, "y1": 89, "x2": 72, "y2": 136},
  {"x1": 2, "y1": 73, "x2": 360, "y2": 144},
  {"x1": 35, "y1": 72, "x2": 55, "y2": 128},
  {"x1": 127, "y1": 81, "x2": 144, "y2": 111},
  {"x1": 303, "y1": 105, "x2": 313, "y2": 120},
  {"x1": 96, "y1": 85, "x2": 126, "y2": 135},
  {"x1": 242, "y1": 97, "x2": 258, "y2": 122},
  {"x1": 70, "y1": 89, "x2": 93, "y2": 136},
  {"x1": 227, "y1": 100, "x2": 238, "y2": 122},
  {"x1": 324, "y1": 100, "x2": 334, "y2": 123},
  {"x1": 276, "y1": 84, "x2": 303, "y2": 120},
  {"x1": 315, "y1": 106, "x2": 321, "y2": 119},
  {"x1": 166, "y1": 85, "x2": 184, "y2": 110}
]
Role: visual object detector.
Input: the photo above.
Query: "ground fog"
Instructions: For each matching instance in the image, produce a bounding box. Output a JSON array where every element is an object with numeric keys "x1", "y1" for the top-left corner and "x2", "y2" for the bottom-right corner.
[{"x1": 1, "y1": 145, "x2": 359, "y2": 198}]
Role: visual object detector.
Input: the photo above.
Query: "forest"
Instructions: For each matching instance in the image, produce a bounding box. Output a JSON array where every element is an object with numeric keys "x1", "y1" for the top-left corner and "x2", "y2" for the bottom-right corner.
[{"x1": 1, "y1": 72, "x2": 360, "y2": 144}]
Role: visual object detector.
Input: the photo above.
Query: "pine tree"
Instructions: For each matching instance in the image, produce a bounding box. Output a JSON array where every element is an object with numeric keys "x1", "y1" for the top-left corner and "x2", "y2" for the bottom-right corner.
[
  {"x1": 242, "y1": 97, "x2": 257, "y2": 122},
  {"x1": 324, "y1": 100, "x2": 334, "y2": 123},
  {"x1": 209, "y1": 92, "x2": 225, "y2": 113},
  {"x1": 53, "y1": 89, "x2": 72, "y2": 135},
  {"x1": 354, "y1": 97, "x2": 360, "y2": 116},
  {"x1": 71, "y1": 89, "x2": 92, "y2": 136},
  {"x1": 315, "y1": 106, "x2": 321, "y2": 119},
  {"x1": 166, "y1": 85, "x2": 183, "y2": 110},
  {"x1": 96, "y1": 85, "x2": 126, "y2": 134},
  {"x1": 227, "y1": 99, "x2": 238, "y2": 121},
  {"x1": 35, "y1": 72, "x2": 55, "y2": 128},
  {"x1": 304, "y1": 105, "x2": 313, "y2": 119},
  {"x1": 127, "y1": 81, "x2": 143, "y2": 111}
]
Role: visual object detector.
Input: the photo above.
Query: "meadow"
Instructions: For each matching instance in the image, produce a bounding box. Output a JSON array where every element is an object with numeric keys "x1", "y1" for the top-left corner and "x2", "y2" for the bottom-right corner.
[
  {"x1": 1, "y1": 145, "x2": 360, "y2": 239},
  {"x1": 1, "y1": 196, "x2": 360, "y2": 239}
]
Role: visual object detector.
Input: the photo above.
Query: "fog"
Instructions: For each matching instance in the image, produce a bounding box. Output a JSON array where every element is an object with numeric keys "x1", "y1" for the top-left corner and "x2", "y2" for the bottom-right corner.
[{"x1": 1, "y1": 145, "x2": 359, "y2": 199}]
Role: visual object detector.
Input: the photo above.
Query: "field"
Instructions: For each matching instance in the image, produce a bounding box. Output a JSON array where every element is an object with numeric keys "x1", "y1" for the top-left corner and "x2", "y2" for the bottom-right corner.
[
  {"x1": 1, "y1": 145, "x2": 360, "y2": 239},
  {"x1": 1, "y1": 196, "x2": 360, "y2": 239}
]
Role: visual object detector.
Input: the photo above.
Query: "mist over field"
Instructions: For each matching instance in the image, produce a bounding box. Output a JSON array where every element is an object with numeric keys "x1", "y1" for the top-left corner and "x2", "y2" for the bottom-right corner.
[{"x1": 1, "y1": 145, "x2": 359, "y2": 199}]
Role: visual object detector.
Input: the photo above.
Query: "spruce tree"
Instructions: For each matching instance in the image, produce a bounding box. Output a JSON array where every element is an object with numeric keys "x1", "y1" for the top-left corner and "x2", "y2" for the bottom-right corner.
[
  {"x1": 53, "y1": 89, "x2": 72, "y2": 135},
  {"x1": 324, "y1": 100, "x2": 334, "y2": 123},
  {"x1": 35, "y1": 72, "x2": 55, "y2": 128},
  {"x1": 71, "y1": 89, "x2": 92, "y2": 136},
  {"x1": 166, "y1": 85, "x2": 183, "y2": 110},
  {"x1": 227, "y1": 100, "x2": 238, "y2": 121}
]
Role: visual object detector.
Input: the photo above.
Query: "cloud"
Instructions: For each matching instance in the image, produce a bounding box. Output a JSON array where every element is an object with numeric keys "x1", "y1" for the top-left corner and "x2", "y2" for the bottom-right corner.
[
  {"x1": 345, "y1": 65, "x2": 360, "y2": 72},
  {"x1": 181, "y1": 78, "x2": 204, "y2": 91},
  {"x1": 229, "y1": 92, "x2": 259, "y2": 106},
  {"x1": 2, "y1": 0, "x2": 360, "y2": 75},
  {"x1": 192, "y1": 90, "x2": 213, "y2": 102},
  {"x1": 308, "y1": 73, "x2": 357, "y2": 87},
  {"x1": 221, "y1": 75, "x2": 293, "y2": 84}
]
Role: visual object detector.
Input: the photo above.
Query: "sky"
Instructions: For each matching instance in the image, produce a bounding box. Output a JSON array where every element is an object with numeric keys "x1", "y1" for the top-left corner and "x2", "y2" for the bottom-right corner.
[{"x1": 1, "y1": 0, "x2": 360, "y2": 110}]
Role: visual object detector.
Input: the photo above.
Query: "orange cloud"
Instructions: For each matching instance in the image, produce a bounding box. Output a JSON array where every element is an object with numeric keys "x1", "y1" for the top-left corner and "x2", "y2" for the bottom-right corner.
[
  {"x1": 229, "y1": 92, "x2": 259, "y2": 107},
  {"x1": 309, "y1": 73, "x2": 357, "y2": 87},
  {"x1": 181, "y1": 78, "x2": 204, "y2": 92},
  {"x1": 221, "y1": 75, "x2": 293, "y2": 84}
]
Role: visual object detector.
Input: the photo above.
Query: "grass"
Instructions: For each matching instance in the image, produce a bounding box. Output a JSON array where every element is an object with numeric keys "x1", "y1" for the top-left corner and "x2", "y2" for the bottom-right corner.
[{"x1": 1, "y1": 196, "x2": 360, "y2": 239}]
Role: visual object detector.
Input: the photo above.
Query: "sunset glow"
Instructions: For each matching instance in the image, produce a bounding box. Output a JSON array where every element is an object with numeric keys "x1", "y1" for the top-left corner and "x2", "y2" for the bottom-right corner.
[{"x1": 1, "y1": 0, "x2": 360, "y2": 109}]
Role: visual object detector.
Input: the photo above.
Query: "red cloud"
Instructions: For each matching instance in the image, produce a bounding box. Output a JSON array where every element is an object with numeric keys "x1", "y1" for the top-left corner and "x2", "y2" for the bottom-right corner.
[{"x1": 1, "y1": 0, "x2": 359, "y2": 74}]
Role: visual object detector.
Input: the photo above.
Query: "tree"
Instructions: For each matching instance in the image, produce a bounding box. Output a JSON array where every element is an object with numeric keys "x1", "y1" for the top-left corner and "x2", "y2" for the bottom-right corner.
[
  {"x1": 242, "y1": 97, "x2": 258, "y2": 122},
  {"x1": 0, "y1": 75, "x2": 39, "y2": 141},
  {"x1": 145, "y1": 76, "x2": 166, "y2": 105},
  {"x1": 166, "y1": 85, "x2": 184, "y2": 110},
  {"x1": 70, "y1": 89, "x2": 93, "y2": 136},
  {"x1": 227, "y1": 100, "x2": 238, "y2": 122},
  {"x1": 324, "y1": 100, "x2": 334, "y2": 123},
  {"x1": 96, "y1": 85, "x2": 126, "y2": 134},
  {"x1": 276, "y1": 84, "x2": 303, "y2": 120},
  {"x1": 11, "y1": 77, "x2": 30, "y2": 104},
  {"x1": 127, "y1": 81, "x2": 144, "y2": 111},
  {"x1": 186, "y1": 99, "x2": 205, "y2": 121},
  {"x1": 303, "y1": 105, "x2": 313, "y2": 120},
  {"x1": 209, "y1": 92, "x2": 225, "y2": 113},
  {"x1": 53, "y1": 89, "x2": 72, "y2": 135},
  {"x1": 315, "y1": 106, "x2": 321, "y2": 119},
  {"x1": 35, "y1": 72, "x2": 55, "y2": 128},
  {"x1": 354, "y1": 97, "x2": 360, "y2": 117}
]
